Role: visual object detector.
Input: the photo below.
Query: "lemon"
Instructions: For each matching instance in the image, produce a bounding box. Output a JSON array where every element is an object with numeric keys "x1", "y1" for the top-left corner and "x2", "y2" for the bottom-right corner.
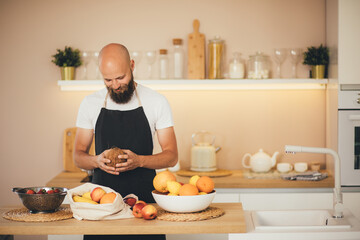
[
  {"x1": 166, "y1": 181, "x2": 182, "y2": 195},
  {"x1": 189, "y1": 175, "x2": 200, "y2": 186},
  {"x1": 167, "y1": 192, "x2": 178, "y2": 196}
]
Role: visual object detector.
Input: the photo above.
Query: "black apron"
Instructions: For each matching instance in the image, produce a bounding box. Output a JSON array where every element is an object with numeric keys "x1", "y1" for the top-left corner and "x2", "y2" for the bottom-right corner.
[{"x1": 84, "y1": 90, "x2": 165, "y2": 240}]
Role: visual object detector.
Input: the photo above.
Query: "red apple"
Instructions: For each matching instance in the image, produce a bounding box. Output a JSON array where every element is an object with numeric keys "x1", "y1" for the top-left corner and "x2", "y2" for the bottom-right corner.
[
  {"x1": 90, "y1": 187, "x2": 106, "y2": 202},
  {"x1": 141, "y1": 204, "x2": 157, "y2": 220},
  {"x1": 124, "y1": 197, "x2": 137, "y2": 207},
  {"x1": 132, "y1": 201, "x2": 147, "y2": 218}
]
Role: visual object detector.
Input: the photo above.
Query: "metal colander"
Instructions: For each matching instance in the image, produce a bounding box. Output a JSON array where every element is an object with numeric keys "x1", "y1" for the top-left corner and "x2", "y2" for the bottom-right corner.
[{"x1": 12, "y1": 187, "x2": 68, "y2": 213}]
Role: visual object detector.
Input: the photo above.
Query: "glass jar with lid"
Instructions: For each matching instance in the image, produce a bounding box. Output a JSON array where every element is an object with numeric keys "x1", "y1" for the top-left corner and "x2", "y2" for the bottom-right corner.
[
  {"x1": 172, "y1": 38, "x2": 184, "y2": 79},
  {"x1": 229, "y1": 52, "x2": 245, "y2": 79},
  {"x1": 247, "y1": 51, "x2": 271, "y2": 79},
  {"x1": 208, "y1": 36, "x2": 225, "y2": 79},
  {"x1": 159, "y1": 49, "x2": 169, "y2": 79}
]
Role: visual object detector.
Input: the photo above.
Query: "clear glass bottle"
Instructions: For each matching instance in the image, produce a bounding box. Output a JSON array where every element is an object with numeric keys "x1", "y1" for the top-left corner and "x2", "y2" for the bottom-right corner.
[
  {"x1": 159, "y1": 49, "x2": 169, "y2": 79},
  {"x1": 172, "y1": 38, "x2": 184, "y2": 79},
  {"x1": 229, "y1": 52, "x2": 245, "y2": 79},
  {"x1": 247, "y1": 51, "x2": 271, "y2": 79},
  {"x1": 208, "y1": 36, "x2": 225, "y2": 79}
]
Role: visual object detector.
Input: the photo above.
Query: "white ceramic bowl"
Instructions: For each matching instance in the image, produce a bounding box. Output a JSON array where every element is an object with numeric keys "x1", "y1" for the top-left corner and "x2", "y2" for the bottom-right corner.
[{"x1": 152, "y1": 190, "x2": 216, "y2": 213}]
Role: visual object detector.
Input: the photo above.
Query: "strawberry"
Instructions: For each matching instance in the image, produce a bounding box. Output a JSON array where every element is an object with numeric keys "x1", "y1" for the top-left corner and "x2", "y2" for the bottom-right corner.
[
  {"x1": 37, "y1": 189, "x2": 46, "y2": 194},
  {"x1": 26, "y1": 189, "x2": 35, "y2": 194},
  {"x1": 54, "y1": 188, "x2": 60, "y2": 193},
  {"x1": 47, "y1": 190, "x2": 54, "y2": 194}
]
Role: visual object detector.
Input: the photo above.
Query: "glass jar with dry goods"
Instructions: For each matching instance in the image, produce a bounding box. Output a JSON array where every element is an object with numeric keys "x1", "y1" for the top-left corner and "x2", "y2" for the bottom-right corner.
[
  {"x1": 208, "y1": 36, "x2": 225, "y2": 79},
  {"x1": 229, "y1": 52, "x2": 245, "y2": 79},
  {"x1": 159, "y1": 49, "x2": 169, "y2": 79},
  {"x1": 172, "y1": 38, "x2": 184, "y2": 79},
  {"x1": 247, "y1": 51, "x2": 271, "y2": 79}
]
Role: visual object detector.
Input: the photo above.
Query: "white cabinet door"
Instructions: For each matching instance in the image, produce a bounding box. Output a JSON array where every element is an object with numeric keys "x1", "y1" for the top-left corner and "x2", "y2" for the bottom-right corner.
[{"x1": 339, "y1": 0, "x2": 360, "y2": 84}]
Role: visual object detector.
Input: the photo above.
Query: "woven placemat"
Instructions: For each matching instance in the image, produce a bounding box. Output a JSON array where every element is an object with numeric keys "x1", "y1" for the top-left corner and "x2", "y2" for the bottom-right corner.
[
  {"x1": 3, "y1": 206, "x2": 73, "y2": 222},
  {"x1": 157, "y1": 206, "x2": 225, "y2": 222},
  {"x1": 242, "y1": 169, "x2": 282, "y2": 179},
  {"x1": 176, "y1": 169, "x2": 232, "y2": 177}
]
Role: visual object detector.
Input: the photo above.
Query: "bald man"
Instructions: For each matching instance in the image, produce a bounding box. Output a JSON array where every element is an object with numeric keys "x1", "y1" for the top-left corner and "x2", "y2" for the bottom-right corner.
[{"x1": 74, "y1": 43, "x2": 177, "y2": 240}]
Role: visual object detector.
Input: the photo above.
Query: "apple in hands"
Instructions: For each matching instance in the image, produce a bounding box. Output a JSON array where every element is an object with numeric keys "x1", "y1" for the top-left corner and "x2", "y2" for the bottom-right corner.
[
  {"x1": 141, "y1": 204, "x2": 157, "y2": 220},
  {"x1": 132, "y1": 201, "x2": 147, "y2": 218}
]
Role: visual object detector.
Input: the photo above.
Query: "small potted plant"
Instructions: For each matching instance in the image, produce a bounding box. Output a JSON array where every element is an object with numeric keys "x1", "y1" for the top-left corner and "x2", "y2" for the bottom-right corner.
[
  {"x1": 303, "y1": 44, "x2": 329, "y2": 79},
  {"x1": 52, "y1": 46, "x2": 82, "y2": 80}
]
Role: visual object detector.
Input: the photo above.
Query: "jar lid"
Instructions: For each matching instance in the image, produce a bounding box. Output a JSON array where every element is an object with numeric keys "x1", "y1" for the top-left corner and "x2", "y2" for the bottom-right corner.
[
  {"x1": 159, "y1": 49, "x2": 168, "y2": 55},
  {"x1": 209, "y1": 35, "x2": 224, "y2": 43},
  {"x1": 173, "y1": 38, "x2": 183, "y2": 45},
  {"x1": 249, "y1": 51, "x2": 269, "y2": 60}
]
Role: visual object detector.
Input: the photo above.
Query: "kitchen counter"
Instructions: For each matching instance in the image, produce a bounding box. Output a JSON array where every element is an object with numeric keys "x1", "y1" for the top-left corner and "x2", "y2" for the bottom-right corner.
[
  {"x1": 46, "y1": 170, "x2": 334, "y2": 190},
  {"x1": 0, "y1": 203, "x2": 245, "y2": 235}
]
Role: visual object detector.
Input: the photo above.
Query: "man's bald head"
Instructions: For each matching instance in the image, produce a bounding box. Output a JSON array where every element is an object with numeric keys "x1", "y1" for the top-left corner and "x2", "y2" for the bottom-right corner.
[{"x1": 98, "y1": 43, "x2": 132, "y2": 73}]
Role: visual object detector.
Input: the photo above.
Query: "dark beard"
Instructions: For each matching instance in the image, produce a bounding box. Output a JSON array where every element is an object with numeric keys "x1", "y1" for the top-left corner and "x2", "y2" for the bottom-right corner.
[{"x1": 107, "y1": 73, "x2": 135, "y2": 104}]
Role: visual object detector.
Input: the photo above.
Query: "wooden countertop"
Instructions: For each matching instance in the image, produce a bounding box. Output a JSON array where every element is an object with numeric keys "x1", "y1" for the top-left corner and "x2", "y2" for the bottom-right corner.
[
  {"x1": 0, "y1": 203, "x2": 246, "y2": 235},
  {"x1": 46, "y1": 170, "x2": 334, "y2": 190}
]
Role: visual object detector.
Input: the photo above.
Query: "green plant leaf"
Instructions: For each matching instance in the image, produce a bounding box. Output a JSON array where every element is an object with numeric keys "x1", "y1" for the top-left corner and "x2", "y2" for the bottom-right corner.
[
  {"x1": 51, "y1": 46, "x2": 82, "y2": 67},
  {"x1": 303, "y1": 44, "x2": 329, "y2": 66}
]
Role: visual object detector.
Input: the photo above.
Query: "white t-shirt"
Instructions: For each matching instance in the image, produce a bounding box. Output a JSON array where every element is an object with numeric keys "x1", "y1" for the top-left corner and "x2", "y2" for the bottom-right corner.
[{"x1": 76, "y1": 84, "x2": 174, "y2": 138}]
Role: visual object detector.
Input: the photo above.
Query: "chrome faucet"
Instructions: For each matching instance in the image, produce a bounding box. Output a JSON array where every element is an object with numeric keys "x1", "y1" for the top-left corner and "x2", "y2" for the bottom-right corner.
[{"x1": 285, "y1": 145, "x2": 344, "y2": 218}]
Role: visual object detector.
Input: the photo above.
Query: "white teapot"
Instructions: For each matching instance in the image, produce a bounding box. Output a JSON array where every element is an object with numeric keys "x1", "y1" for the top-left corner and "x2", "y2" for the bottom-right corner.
[{"x1": 242, "y1": 149, "x2": 279, "y2": 173}]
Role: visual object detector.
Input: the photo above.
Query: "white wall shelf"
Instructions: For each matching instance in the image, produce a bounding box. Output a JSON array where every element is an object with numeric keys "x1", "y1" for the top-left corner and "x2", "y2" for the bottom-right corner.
[{"x1": 57, "y1": 79, "x2": 328, "y2": 91}]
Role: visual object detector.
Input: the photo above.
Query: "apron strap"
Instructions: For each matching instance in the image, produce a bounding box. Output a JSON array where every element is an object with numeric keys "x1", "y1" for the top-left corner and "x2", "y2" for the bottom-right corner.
[
  {"x1": 103, "y1": 87, "x2": 141, "y2": 108},
  {"x1": 135, "y1": 88, "x2": 142, "y2": 106},
  {"x1": 103, "y1": 92, "x2": 109, "y2": 108}
]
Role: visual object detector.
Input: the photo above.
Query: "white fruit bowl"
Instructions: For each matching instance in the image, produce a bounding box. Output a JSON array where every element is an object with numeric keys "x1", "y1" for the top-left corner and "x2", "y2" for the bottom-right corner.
[{"x1": 152, "y1": 190, "x2": 216, "y2": 213}]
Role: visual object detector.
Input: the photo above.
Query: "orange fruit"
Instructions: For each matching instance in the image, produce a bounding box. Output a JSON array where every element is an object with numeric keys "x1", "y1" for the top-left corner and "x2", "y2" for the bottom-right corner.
[
  {"x1": 153, "y1": 170, "x2": 176, "y2": 193},
  {"x1": 100, "y1": 192, "x2": 117, "y2": 204},
  {"x1": 196, "y1": 176, "x2": 215, "y2": 193},
  {"x1": 179, "y1": 184, "x2": 199, "y2": 196}
]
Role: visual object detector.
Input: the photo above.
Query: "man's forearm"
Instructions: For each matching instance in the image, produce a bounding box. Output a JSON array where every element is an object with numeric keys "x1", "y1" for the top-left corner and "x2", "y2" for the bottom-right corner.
[
  {"x1": 139, "y1": 150, "x2": 178, "y2": 170},
  {"x1": 74, "y1": 150, "x2": 98, "y2": 170}
]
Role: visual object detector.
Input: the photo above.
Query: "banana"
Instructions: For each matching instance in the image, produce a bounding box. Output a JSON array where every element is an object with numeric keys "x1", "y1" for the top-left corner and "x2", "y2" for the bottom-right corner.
[
  {"x1": 82, "y1": 191, "x2": 92, "y2": 200},
  {"x1": 73, "y1": 195, "x2": 98, "y2": 204}
]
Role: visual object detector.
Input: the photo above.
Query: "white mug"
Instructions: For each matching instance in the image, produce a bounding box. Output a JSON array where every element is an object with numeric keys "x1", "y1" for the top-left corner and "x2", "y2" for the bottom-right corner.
[
  {"x1": 294, "y1": 162, "x2": 308, "y2": 172},
  {"x1": 277, "y1": 163, "x2": 293, "y2": 173}
]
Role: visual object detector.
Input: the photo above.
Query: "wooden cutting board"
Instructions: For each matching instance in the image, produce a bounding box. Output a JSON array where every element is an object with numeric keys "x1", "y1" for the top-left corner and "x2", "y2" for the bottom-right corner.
[
  {"x1": 187, "y1": 19, "x2": 205, "y2": 79},
  {"x1": 63, "y1": 127, "x2": 95, "y2": 172}
]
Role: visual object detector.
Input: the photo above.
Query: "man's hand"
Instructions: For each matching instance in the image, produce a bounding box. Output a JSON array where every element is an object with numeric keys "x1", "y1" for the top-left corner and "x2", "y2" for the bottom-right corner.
[
  {"x1": 97, "y1": 149, "x2": 121, "y2": 175},
  {"x1": 114, "y1": 149, "x2": 142, "y2": 172}
]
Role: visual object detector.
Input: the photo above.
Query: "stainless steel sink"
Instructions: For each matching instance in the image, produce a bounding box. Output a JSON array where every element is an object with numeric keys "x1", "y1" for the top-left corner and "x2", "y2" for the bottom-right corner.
[{"x1": 251, "y1": 210, "x2": 351, "y2": 230}]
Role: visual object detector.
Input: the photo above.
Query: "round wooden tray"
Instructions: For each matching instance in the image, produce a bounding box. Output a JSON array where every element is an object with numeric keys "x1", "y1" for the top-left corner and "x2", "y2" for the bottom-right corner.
[
  {"x1": 157, "y1": 206, "x2": 225, "y2": 222},
  {"x1": 176, "y1": 169, "x2": 232, "y2": 177},
  {"x1": 3, "y1": 206, "x2": 73, "y2": 222}
]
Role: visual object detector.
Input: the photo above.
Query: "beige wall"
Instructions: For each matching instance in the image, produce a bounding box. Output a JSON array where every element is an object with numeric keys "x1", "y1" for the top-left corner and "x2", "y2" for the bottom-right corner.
[{"x1": 0, "y1": 0, "x2": 326, "y2": 207}]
